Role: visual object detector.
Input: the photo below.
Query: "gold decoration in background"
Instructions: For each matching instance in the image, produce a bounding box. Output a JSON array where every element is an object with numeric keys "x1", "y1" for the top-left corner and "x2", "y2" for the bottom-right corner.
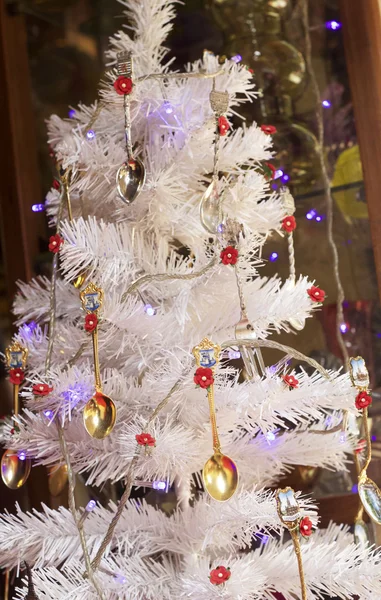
[
  {"x1": 193, "y1": 338, "x2": 238, "y2": 501},
  {"x1": 80, "y1": 283, "x2": 116, "y2": 439},
  {"x1": 1, "y1": 342, "x2": 31, "y2": 490},
  {"x1": 276, "y1": 487, "x2": 308, "y2": 600},
  {"x1": 48, "y1": 464, "x2": 68, "y2": 497}
]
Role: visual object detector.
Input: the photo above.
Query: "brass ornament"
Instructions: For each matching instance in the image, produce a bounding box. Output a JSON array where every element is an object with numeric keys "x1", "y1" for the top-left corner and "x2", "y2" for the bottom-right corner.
[
  {"x1": 193, "y1": 338, "x2": 238, "y2": 501},
  {"x1": 81, "y1": 284, "x2": 116, "y2": 439},
  {"x1": 1, "y1": 342, "x2": 31, "y2": 490},
  {"x1": 1, "y1": 450, "x2": 31, "y2": 490},
  {"x1": 48, "y1": 464, "x2": 68, "y2": 496},
  {"x1": 349, "y1": 356, "x2": 381, "y2": 524},
  {"x1": 275, "y1": 487, "x2": 307, "y2": 600}
]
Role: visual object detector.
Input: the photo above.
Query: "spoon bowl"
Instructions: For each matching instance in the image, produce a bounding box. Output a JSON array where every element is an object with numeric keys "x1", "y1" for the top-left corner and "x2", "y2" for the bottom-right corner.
[
  {"x1": 200, "y1": 181, "x2": 221, "y2": 234},
  {"x1": 358, "y1": 476, "x2": 381, "y2": 524},
  {"x1": 1, "y1": 449, "x2": 31, "y2": 489},
  {"x1": 203, "y1": 451, "x2": 238, "y2": 501},
  {"x1": 116, "y1": 159, "x2": 146, "y2": 204},
  {"x1": 83, "y1": 391, "x2": 116, "y2": 439}
]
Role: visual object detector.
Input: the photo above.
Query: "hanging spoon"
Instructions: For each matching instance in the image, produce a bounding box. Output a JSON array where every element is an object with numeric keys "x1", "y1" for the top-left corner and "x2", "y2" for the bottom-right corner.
[
  {"x1": 349, "y1": 356, "x2": 381, "y2": 524},
  {"x1": 80, "y1": 283, "x2": 116, "y2": 439},
  {"x1": 193, "y1": 338, "x2": 238, "y2": 501},
  {"x1": 115, "y1": 51, "x2": 146, "y2": 205},
  {"x1": 200, "y1": 85, "x2": 229, "y2": 234},
  {"x1": 275, "y1": 487, "x2": 308, "y2": 600},
  {"x1": 1, "y1": 342, "x2": 31, "y2": 489}
]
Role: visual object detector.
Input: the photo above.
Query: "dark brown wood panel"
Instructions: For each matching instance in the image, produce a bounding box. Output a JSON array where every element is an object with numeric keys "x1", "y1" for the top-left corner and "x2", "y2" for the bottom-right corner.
[{"x1": 340, "y1": 0, "x2": 381, "y2": 301}]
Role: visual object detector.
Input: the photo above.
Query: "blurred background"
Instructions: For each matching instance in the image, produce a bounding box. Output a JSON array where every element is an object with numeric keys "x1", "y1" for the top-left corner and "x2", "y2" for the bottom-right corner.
[{"x1": 1, "y1": 0, "x2": 381, "y2": 596}]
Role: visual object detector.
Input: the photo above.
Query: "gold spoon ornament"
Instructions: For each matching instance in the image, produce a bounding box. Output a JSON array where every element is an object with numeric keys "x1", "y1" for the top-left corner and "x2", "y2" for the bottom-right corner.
[
  {"x1": 115, "y1": 51, "x2": 146, "y2": 205},
  {"x1": 1, "y1": 342, "x2": 31, "y2": 489},
  {"x1": 80, "y1": 283, "x2": 116, "y2": 439},
  {"x1": 349, "y1": 356, "x2": 381, "y2": 524},
  {"x1": 275, "y1": 487, "x2": 308, "y2": 600},
  {"x1": 193, "y1": 338, "x2": 238, "y2": 501}
]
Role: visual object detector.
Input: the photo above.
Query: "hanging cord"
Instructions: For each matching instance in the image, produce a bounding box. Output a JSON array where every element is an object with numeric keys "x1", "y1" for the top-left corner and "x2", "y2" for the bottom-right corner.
[
  {"x1": 44, "y1": 190, "x2": 104, "y2": 600},
  {"x1": 299, "y1": 0, "x2": 348, "y2": 369}
]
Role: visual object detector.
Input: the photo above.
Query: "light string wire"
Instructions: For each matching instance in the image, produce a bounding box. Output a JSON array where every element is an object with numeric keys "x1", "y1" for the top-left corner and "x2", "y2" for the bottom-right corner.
[
  {"x1": 299, "y1": 0, "x2": 348, "y2": 367},
  {"x1": 44, "y1": 187, "x2": 105, "y2": 600}
]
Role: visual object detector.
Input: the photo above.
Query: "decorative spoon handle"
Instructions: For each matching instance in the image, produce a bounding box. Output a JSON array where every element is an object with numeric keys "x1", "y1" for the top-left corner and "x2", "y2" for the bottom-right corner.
[
  {"x1": 192, "y1": 337, "x2": 222, "y2": 452},
  {"x1": 207, "y1": 384, "x2": 220, "y2": 453},
  {"x1": 289, "y1": 528, "x2": 307, "y2": 600},
  {"x1": 118, "y1": 51, "x2": 134, "y2": 161},
  {"x1": 92, "y1": 327, "x2": 102, "y2": 392},
  {"x1": 80, "y1": 282, "x2": 104, "y2": 391}
]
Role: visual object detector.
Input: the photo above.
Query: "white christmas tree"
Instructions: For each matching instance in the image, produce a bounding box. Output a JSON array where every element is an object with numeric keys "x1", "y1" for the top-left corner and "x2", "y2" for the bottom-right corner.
[{"x1": 0, "y1": 1, "x2": 380, "y2": 598}]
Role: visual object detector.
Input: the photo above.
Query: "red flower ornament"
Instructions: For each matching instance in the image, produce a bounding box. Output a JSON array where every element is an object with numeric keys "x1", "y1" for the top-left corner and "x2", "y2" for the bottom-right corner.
[
  {"x1": 218, "y1": 116, "x2": 230, "y2": 136},
  {"x1": 194, "y1": 367, "x2": 214, "y2": 389},
  {"x1": 299, "y1": 516, "x2": 313, "y2": 537},
  {"x1": 261, "y1": 124, "x2": 277, "y2": 135},
  {"x1": 282, "y1": 215, "x2": 296, "y2": 233},
  {"x1": 210, "y1": 566, "x2": 231, "y2": 585},
  {"x1": 9, "y1": 368, "x2": 25, "y2": 385},
  {"x1": 246, "y1": 66, "x2": 254, "y2": 74},
  {"x1": 283, "y1": 374, "x2": 299, "y2": 389},
  {"x1": 355, "y1": 391, "x2": 372, "y2": 410},
  {"x1": 49, "y1": 234, "x2": 64, "y2": 254},
  {"x1": 220, "y1": 246, "x2": 239, "y2": 266},
  {"x1": 53, "y1": 179, "x2": 60, "y2": 190},
  {"x1": 85, "y1": 314, "x2": 98, "y2": 333},
  {"x1": 114, "y1": 76, "x2": 133, "y2": 95},
  {"x1": 265, "y1": 162, "x2": 277, "y2": 180},
  {"x1": 136, "y1": 432, "x2": 156, "y2": 447},
  {"x1": 32, "y1": 383, "x2": 53, "y2": 397},
  {"x1": 307, "y1": 286, "x2": 326, "y2": 303}
]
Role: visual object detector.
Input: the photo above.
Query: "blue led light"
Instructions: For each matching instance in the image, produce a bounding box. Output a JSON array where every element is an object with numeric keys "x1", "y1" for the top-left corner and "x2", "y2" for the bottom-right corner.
[
  {"x1": 86, "y1": 129, "x2": 95, "y2": 140},
  {"x1": 322, "y1": 100, "x2": 331, "y2": 108},
  {"x1": 352, "y1": 484, "x2": 358, "y2": 493},
  {"x1": 326, "y1": 20, "x2": 342, "y2": 30},
  {"x1": 144, "y1": 304, "x2": 156, "y2": 316},
  {"x1": 231, "y1": 54, "x2": 242, "y2": 63},
  {"x1": 32, "y1": 203, "x2": 45, "y2": 212},
  {"x1": 340, "y1": 323, "x2": 348, "y2": 333},
  {"x1": 68, "y1": 109, "x2": 76, "y2": 118},
  {"x1": 86, "y1": 500, "x2": 97, "y2": 512},
  {"x1": 44, "y1": 410, "x2": 53, "y2": 419},
  {"x1": 269, "y1": 252, "x2": 278, "y2": 262},
  {"x1": 18, "y1": 451, "x2": 26, "y2": 461},
  {"x1": 281, "y1": 174, "x2": 290, "y2": 183}
]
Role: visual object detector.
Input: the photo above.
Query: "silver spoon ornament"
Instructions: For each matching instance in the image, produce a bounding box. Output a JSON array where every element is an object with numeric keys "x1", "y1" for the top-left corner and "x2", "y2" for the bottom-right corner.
[
  {"x1": 193, "y1": 338, "x2": 238, "y2": 501},
  {"x1": 1, "y1": 342, "x2": 32, "y2": 489},
  {"x1": 117, "y1": 158, "x2": 146, "y2": 205},
  {"x1": 349, "y1": 356, "x2": 381, "y2": 524},
  {"x1": 115, "y1": 51, "x2": 145, "y2": 205},
  {"x1": 80, "y1": 283, "x2": 116, "y2": 439},
  {"x1": 200, "y1": 87, "x2": 229, "y2": 234}
]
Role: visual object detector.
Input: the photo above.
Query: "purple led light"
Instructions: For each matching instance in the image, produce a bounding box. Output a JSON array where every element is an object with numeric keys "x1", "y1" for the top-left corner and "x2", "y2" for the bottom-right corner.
[
  {"x1": 340, "y1": 323, "x2": 348, "y2": 333},
  {"x1": 144, "y1": 304, "x2": 156, "y2": 316},
  {"x1": 322, "y1": 100, "x2": 331, "y2": 108},
  {"x1": 62, "y1": 383, "x2": 87, "y2": 409},
  {"x1": 68, "y1": 109, "x2": 76, "y2": 118},
  {"x1": 274, "y1": 169, "x2": 284, "y2": 179},
  {"x1": 281, "y1": 174, "x2": 290, "y2": 183},
  {"x1": 114, "y1": 574, "x2": 127, "y2": 585},
  {"x1": 18, "y1": 451, "x2": 26, "y2": 461},
  {"x1": 32, "y1": 203, "x2": 45, "y2": 212},
  {"x1": 228, "y1": 350, "x2": 241, "y2": 360},
  {"x1": 153, "y1": 480, "x2": 168, "y2": 491},
  {"x1": 352, "y1": 484, "x2": 358, "y2": 494},
  {"x1": 86, "y1": 129, "x2": 95, "y2": 140},
  {"x1": 44, "y1": 410, "x2": 53, "y2": 419},
  {"x1": 372, "y1": 435, "x2": 377, "y2": 442},
  {"x1": 163, "y1": 101, "x2": 173, "y2": 114},
  {"x1": 326, "y1": 20, "x2": 342, "y2": 30},
  {"x1": 231, "y1": 54, "x2": 242, "y2": 63},
  {"x1": 315, "y1": 215, "x2": 322, "y2": 222},
  {"x1": 260, "y1": 534, "x2": 269, "y2": 544},
  {"x1": 269, "y1": 252, "x2": 278, "y2": 262},
  {"x1": 86, "y1": 499, "x2": 97, "y2": 512},
  {"x1": 266, "y1": 431, "x2": 276, "y2": 442}
]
